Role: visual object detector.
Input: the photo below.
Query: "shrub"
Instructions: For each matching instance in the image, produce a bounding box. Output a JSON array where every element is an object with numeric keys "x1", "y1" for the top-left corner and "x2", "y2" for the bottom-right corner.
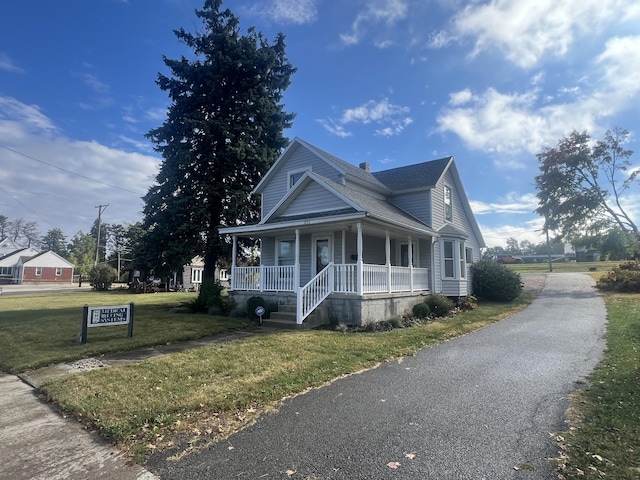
[
  {"x1": 472, "y1": 260, "x2": 523, "y2": 302},
  {"x1": 88, "y1": 264, "x2": 118, "y2": 291},
  {"x1": 596, "y1": 260, "x2": 640, "y2": 292},
  {"x1": 191, "y1": 279, "x2": 227, "y2": 314},
  {"x1": 424, "y1": 294, "x2": 454, "y2": 317},
  {"x1": 456, "y1": 295, "x2": 478, "y2": 311},
  {"x1": 412, "y1": 302, "x2": 431, "y2": 319},
  {"x1": 246, "y1": 296, "x2": 266, "y2": 320}
]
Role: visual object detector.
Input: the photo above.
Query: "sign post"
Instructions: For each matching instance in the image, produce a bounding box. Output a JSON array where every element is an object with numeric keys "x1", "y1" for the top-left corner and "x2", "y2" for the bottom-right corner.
[{"x1": 79, "y1": 302, "x2": 135, "y2": 344}]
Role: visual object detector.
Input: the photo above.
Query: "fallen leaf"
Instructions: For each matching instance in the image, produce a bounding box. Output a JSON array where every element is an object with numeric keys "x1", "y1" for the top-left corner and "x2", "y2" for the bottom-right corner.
[
  {"x1": 405, "y1": 453, "x2": 416, "y2": 460},
  {"x1": 286, "y1": 469, "x2": 296, "y2": 476},
  {"x1": 227, "y1": 445, "x2": 234, "y2": 451},
  {"x1": 387, "y1": 462, "x2": 401, "y2": 469}
]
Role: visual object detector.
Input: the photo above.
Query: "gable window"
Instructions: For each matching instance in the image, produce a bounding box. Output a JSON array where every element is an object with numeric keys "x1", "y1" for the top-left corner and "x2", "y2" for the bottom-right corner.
[
  {"x1": 288, "y1": 168, "x2": 309, "y2": 189},
  {"x1": 277, "y1": 239, "x2": 295, "y2": 266},
  {"x1": 444, "y1": 185, "x2": 453, "y2": 222},
  {"x1": 55, "y1": 267, "x2": 62, "y2": 276},
  {"x1": 35, "y1": 267, "x2": 42, "y2": 276}
]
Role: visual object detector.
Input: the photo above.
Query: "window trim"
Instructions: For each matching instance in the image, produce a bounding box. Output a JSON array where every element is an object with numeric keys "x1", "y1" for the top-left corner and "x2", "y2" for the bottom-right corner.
[
  {"x1": 276, "y1": 237, "x2": 296, "y2": 266},
  {"x1": 441, "y1": 239, "x2": 467, "y2": 280},
  {"x1": 55, "y1": 267, "x2": 62, "y2": 276},
  {"x1": 35, "y1": 266, "x2": 42, "y2": 276}
]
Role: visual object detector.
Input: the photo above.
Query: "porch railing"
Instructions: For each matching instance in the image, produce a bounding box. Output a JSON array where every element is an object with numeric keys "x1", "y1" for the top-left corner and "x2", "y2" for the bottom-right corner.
[{"x1": 231, "y1": 264, "x2": 430, "y2": 323}]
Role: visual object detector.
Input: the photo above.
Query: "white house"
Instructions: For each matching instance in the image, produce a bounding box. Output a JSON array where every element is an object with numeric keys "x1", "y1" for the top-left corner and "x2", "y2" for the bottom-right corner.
[{"x1": 220, "y1": 138, "x2": 485, "y2": 327}]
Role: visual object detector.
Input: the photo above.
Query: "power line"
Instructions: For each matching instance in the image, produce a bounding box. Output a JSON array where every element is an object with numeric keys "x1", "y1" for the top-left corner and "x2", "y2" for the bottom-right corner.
[
  {"x1": 0, "y1": 184, "x2": 57, "y2": 229},
  {"x1": 0, "y1": 144, "x2": 146, "y2": 196}
]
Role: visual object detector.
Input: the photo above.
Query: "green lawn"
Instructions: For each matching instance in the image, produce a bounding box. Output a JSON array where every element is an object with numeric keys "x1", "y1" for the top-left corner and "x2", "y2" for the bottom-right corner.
[
  {"x1": 0, "y1": 291, "x2": 248, "y2": 373},
  {"x1": 508, "y1": 260, "x2": 620, "y2": 274}
]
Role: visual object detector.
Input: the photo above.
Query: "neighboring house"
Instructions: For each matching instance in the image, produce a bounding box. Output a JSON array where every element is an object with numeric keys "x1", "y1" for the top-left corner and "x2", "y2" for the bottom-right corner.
[
  {"x1": 0, "y1": 247, "x2": 39, "y2": 284},
  {"x1": 177, "y1": 257, "x2": 230, "y2": 291},
  {"x1": 14, "y1": 251, "x2": 74, "y2": 284},
  {"x1": 0, "y1": 238, "x2": 24, "y2": 257},
  {"x1": 0, "y1": 245, "x2": 74, "y2": 284},
  {"x1": 220, "y1": 137, "x2": 485, "y2": 327}
]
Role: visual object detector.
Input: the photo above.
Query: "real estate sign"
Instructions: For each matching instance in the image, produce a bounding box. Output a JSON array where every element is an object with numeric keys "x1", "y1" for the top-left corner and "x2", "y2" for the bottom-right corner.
[{"x1": 79, "y1": 303, "x2": 135, "y2": 343}]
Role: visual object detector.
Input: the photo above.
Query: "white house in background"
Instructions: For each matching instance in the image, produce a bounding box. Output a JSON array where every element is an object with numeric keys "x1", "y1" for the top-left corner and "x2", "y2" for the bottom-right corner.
[
  {"x1": 0, "y1": 246, "x2": 39, "y2": 284},
  {"x1": 220, "y1": 137, "x2": 485, "y2": 328},
  {"x1": 0, "y1": 238, "x2": 25, "y2": 257}
]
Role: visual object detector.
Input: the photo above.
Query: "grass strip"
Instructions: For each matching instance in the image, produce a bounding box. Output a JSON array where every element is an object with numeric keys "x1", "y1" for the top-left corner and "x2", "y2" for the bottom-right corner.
[
  {"x1": 0, "y1": 291, "x2": 247, "y2": 373},
  {"x1": 558, "y1": 293, "x2": 640, "y2": 479},
  {"x1": 41, "y1": 293, "x2": 533, "y2": 458}
]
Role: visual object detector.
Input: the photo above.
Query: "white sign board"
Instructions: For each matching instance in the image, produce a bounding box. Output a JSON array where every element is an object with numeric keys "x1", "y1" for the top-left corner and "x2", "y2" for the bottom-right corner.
[{"x1": 87, "y1": 304, "x2": 131, "y2": 327}]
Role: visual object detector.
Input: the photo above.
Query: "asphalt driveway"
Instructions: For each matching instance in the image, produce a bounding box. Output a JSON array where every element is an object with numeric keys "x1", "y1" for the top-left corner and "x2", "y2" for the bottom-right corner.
[{"x1": 146, "y1": 272, "x2": 607, "y2": 479}]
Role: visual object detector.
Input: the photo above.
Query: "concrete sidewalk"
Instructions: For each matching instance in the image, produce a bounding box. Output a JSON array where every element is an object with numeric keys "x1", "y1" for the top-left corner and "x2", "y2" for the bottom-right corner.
[{"x1": 0, "y1": 373, "x2": 158, "y2": 480}]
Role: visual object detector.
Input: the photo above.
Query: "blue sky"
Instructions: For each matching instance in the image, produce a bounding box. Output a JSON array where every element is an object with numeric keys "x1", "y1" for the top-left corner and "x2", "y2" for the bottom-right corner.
[{"x1": 1, "y1": 0, "x2": 639, "y2": 248}]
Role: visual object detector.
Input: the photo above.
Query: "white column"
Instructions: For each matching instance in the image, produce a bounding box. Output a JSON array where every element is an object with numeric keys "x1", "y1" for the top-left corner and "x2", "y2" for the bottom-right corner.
[
  {"x1": 230, "y1": 235, "x2": 238, "y2": 291},
  {"x1": 408, "y1": 235, "x2": 414, "y2": 292},
  {"x1": 357, "y1": 222, "x2": 363, "y2": 295},
  {"x1": 385, "y1": 230, "x2": 391, "y2": 293},
  {"x1": 295, "y1": 229, "x2": 301, "y2": 291}
]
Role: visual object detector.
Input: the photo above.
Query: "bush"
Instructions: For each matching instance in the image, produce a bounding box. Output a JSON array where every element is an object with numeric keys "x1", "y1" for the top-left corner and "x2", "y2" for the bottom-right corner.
[
  {"x1": 596, "y1": 260, "x2": 640, "y2": 292},
  {"x1": 456, "y1": 295, "x2": 478, "y2": 311},
  {"x1": 412, "y1": 302, "x2": 431, "y2": 319},
  {"x1": 191, "y1": 279, "x2": 227, "y2": 314},
  {"x1": 471, "y1": 260, "x2": 522, "y2": 302},
  {"x1": 88, "y1": 264, "x2": 118, "y2": 291},
  {"x1": 424, "y1": 294, "x2": 454, "y2": 317}
]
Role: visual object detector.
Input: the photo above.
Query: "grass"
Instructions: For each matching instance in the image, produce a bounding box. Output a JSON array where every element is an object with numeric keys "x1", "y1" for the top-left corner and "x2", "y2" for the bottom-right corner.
[
  {"x1": 39, "y1": 292, "x2": 535, "y2": 460},
  {"x1": 557, "y1": 292, "x2": 640, "y2": 479},
  {"x1": 0, "y1": 291, "x2": 248, "y2": 373},
  {"x1": 508, "y1": 260, "x2": 620, "y2": 274}
]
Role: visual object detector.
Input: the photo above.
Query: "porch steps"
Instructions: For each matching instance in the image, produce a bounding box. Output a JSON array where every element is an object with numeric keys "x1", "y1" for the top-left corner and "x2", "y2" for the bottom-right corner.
[{"x1": 263, "y1": 304, "x2": 326, "y2": 330}]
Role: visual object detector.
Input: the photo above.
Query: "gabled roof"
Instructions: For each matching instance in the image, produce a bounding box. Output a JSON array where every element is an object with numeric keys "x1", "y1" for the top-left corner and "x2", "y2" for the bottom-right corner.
[
  {"x1": 372, "y1": 157, "x2": 452, "y2": 192},
  {"x1": 0, "y1": 247, "x2": 39, "y2": 265},
  {"x1": 19, "y1": 250, "x2": 74, "y2": 268}
]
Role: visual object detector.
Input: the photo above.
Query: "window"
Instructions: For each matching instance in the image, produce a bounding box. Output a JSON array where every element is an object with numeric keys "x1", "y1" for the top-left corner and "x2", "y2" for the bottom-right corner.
[
  {"x1": 219, "y1": 269, "x2": 228, "y2": 282},
  {"x1": 0, "y1": 266, "x2": 12, "y2": 276},
  {"x1": 442, "y1": 240, "x2": 467, "y2": 279},
  {"x1": 55, "y1": 267, "x2": 62, "y2": 276},
  {"x1": 443, "y1": 240, "x2": 454, "y2": 278},
  {"x1": 277, "y1": 239, "x2": 295, "y2": 265},
  {"x1": 35, "y1": 267, "x2": 42, "y2": 276},
  {"x1": 465, "y1": 247, "x2": 473, "y2": 264},
  {"x1": 288, "y1": 169, "x2": 308, "y2": 188},
  {"x1": 444, "y1": 185, "x2": 453, "y2": 222},
  {"x1": 400, "y1": 242, "x2": 417, "y2": 267},
  {"x1": 191, "y1": 268, "x2": 202, "y2": 284}
]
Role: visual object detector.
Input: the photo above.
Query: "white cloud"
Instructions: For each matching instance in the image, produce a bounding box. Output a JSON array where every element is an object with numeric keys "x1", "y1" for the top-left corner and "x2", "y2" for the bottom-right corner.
[
  {"x1": 470, "y1": 192, "x2": 538, "y2": 215},
  {"x1": 0, "y1": 96, "x2": 159, "y2": 238},
  {"x1": 320, "y1": 99, "x2": 412, "y2": 137},
  {"x1": 340, "y1": 0, "x2": 408, "y2": 46},
  {"x1": 427, "y1": 30, "x2": 454, "y2": 49},
  {"x1": 82, "y1": 73, "x2": 110, "y2": 93},
  {"x1": 0, "y1": 53, "x2": 25, "y2": 73},
  {"x1": 249, "y1": 0, "x2": 318, "y2": 24},
  {"x1": 447, "y1": 0, "x2": 638, "y2": 69},
  {"x1": 436, "y1": 35, "x2": 640, "y2": 162}
]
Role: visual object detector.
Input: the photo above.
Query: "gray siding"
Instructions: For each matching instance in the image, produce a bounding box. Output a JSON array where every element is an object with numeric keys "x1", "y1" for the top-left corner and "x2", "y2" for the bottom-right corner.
[
  {"x1": 261, "y1": 237, "x2": 276, "y2": 265},
  {"x1": 391, "y1": 191, "x2": 431, "y2": 226},
  {"x1": 261, "y1": 146, "x2": 344, "y2": 215},
  {"x1": 281, "y1": 183, "x2": 348, "y2": 216}
]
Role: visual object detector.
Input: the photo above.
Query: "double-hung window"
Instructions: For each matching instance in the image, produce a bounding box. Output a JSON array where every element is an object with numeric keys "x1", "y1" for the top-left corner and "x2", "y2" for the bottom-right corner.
[
  {"x1": 277, "y1": 239, "x2": 295, "y2": 266},
  {"x1": 442, "y1": 239, "x2": 467, "y2": 279}
]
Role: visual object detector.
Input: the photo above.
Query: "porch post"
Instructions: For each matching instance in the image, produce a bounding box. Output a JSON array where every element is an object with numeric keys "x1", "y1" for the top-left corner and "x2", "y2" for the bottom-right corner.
[
  {"x1": 295, "y1": 229, "x2": 301, "y2": 290},
  {"x1": 230, "y1": 235, "x2": 237, "y2": 291},
  {"x1": 408, "y1": 235, "x2": 414, "y2": 292},
  {"x1": 357, "y1": 222, "x2": 363, "y2": 295},
  {"x1": 385, "y1": 230, "x2": 391, "y2": 293}
]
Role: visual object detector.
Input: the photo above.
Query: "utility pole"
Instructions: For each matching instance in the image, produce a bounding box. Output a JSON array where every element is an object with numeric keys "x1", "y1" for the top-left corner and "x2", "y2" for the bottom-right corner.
[{"x1": 94, "y1": 204, "x2": 109, "y2": 266}]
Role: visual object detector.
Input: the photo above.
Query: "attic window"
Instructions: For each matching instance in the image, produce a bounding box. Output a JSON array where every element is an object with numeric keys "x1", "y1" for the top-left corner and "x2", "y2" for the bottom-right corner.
[
  {"x1": 288, "y1": 168, "x2": 310, "y2": 189},
  {"x1": 444, "y1": 185, "x2": 453, "y2": 222}
]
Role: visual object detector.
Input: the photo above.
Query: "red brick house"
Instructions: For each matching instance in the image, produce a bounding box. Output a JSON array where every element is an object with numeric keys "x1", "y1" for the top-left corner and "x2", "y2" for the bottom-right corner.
[{"x1": 14, "y1": 251, "x2": 74, "y2": 284}]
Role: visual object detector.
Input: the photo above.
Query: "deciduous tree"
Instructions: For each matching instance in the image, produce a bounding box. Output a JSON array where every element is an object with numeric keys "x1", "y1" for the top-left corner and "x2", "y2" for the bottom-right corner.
[
  {"x1": 535, "y1": 128, "x2": 639, "y2": 241},
  {"x1": 142, "y1": 0, "x2": 296, "y2": 303}
]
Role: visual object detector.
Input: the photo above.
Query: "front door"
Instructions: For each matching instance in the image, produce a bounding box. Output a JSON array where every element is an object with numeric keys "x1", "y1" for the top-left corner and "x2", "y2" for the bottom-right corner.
[{"x1": 314, "y1": 237, "x2": 331, "y2": 274}]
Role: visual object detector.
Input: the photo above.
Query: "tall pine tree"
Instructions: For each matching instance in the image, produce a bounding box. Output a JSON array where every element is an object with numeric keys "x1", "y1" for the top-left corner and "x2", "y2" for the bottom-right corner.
[{"x1": 143, "y1": 0, "x2": 296, "y2": 298}]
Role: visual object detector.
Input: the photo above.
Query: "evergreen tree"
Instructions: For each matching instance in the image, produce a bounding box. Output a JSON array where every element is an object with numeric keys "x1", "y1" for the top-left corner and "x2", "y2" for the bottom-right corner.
[
  {"x1": 142, "y1": 0, "x2": 296, "y2": 302},
  {"x1": 41, "y1": 228, "x2": 68, "y2": 257}
]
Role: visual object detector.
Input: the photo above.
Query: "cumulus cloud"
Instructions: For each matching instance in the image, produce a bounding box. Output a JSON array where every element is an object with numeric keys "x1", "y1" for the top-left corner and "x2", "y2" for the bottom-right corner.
[
  {"x1": 340, "y1": 0, "x2": 408, "y2": 46},
  {"x1": 248, "y1": 0, "x2": 318, "y2": 24},
  {"x1": 0, "y1": 96, "x2": 159, "y2": 237},
  {"x1": 319, "y1": 98, "x2": 412, "y2": 137},
  {"x1": 436, "y1": 35, "x2": 640, "y2": 162},
  {"x1": 447, "y1": 0, "x2": 639, "y2": 69},
  {"x1": 470, "y1": 192, "x2": 538, "y2": 215}
]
